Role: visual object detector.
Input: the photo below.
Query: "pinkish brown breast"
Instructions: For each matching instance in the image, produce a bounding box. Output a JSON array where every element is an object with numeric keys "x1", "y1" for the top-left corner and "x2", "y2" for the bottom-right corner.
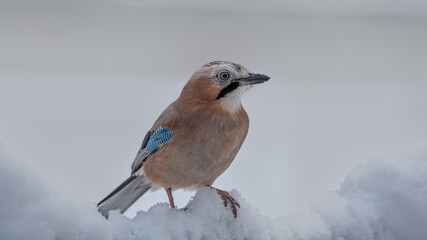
[{"x1": 143, "y1": 99, "x2": 249, "y2": 189}]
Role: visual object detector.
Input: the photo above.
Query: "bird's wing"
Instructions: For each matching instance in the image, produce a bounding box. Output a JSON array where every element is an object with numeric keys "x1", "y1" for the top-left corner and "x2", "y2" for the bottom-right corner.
[{"x1": 131, "y1": 125, "x2": 174, "y2": 174}]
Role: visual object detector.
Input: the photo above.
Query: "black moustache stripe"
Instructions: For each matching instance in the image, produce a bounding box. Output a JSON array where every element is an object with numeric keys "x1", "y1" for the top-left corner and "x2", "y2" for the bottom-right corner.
[{"x1": 216, "y1": 82, "x2": 240, "y2": 100}]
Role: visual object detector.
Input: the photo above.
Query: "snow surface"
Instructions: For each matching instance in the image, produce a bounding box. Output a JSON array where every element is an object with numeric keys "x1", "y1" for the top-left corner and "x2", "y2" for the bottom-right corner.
[{"x1": 1, "y1": 149, "x2": 427, "y2": 240}]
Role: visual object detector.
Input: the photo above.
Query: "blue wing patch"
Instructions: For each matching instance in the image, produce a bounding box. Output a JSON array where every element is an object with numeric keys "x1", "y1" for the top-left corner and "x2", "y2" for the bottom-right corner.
[{"x1": 145, "y1": 126, "x2": 174, "y2": 153}]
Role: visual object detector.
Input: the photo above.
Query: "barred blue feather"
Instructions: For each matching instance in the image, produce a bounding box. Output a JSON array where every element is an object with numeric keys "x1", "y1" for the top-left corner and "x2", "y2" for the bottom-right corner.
[{"x1": 145, "y1": 126, "x2": 174, "y2": 153}]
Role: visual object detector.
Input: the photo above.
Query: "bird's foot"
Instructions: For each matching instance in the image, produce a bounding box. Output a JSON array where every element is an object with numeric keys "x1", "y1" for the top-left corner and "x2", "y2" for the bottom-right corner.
[{"x1": 210, "y1": 187, "x2": 240, "y2": 218}]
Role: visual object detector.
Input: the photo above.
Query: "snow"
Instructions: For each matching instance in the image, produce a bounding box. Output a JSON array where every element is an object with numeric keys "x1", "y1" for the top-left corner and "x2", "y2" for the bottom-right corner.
[
  {"x1": 1, "y1": 148, "x2": 427, "y2": 239},
  {"x1": 315, "y1": 154, "x2": 427, "y2": 240}
]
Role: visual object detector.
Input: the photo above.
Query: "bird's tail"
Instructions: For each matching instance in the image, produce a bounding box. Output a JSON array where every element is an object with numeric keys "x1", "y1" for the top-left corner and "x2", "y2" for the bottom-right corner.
[{"x1": 97, "y1": 172, "x2": 151, "y2": 217}]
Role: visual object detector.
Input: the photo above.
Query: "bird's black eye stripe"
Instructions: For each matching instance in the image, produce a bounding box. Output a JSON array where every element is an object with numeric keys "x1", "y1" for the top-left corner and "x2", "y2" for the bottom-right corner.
[
  {"x1": 217, "y1": 70, "x2": 230, "y2": 81},
  {"x1": 216, "y1": 82, "x2": 240, "y2": 100}
]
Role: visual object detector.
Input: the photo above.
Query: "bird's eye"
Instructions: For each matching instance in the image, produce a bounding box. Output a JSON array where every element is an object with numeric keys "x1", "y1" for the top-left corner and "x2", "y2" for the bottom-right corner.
[{"x1": 218, "y1": 70, "x2": 230, "y2": 81}]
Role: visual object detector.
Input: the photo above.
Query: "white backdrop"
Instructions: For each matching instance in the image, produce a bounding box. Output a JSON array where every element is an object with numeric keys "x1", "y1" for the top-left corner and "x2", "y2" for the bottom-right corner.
[{"x1": 1, "y1": 0, "x2": 427, "y2": 218}]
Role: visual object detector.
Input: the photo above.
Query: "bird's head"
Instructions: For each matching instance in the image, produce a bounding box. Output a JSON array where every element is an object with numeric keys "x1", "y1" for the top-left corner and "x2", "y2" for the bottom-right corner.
[{"x1": 180, "y1": 61, "x2": 270, "y2": 113}]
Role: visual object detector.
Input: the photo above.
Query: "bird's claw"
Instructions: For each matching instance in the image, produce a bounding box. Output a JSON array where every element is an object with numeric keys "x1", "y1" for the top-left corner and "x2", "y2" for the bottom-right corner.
[{"x1": 214, "y1": 188, "x2": 240, "y2": 218}]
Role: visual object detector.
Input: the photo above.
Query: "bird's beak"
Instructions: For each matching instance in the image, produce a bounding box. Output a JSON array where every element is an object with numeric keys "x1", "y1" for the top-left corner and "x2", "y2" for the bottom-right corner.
[{"x1": 236, "y1": 73, "x2": 271, "y2": 86}]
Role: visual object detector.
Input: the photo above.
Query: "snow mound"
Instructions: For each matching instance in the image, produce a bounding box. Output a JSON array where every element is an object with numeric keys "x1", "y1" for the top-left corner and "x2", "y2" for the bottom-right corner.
[
  {"x1": 315, "y1": 154, "x2": 427, "y2": 240},
  {"x1": 1, "y1": 150, "x2": 427, "y2": 240}
]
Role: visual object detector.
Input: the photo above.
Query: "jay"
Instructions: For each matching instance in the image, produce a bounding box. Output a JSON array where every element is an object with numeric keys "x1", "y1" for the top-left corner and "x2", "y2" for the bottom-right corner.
[{"x1": 98, "y1": 61, "x2": 270, "y2": 217}]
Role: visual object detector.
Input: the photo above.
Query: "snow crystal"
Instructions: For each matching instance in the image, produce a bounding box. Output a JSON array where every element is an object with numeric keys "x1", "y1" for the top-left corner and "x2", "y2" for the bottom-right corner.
[{"x1": 1, "y1": 149, "x2": 427, "y2": 240}]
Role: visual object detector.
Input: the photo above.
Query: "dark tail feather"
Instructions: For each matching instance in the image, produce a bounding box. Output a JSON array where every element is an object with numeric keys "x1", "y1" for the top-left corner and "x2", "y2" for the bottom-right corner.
[{"x1": 97, "y1": 174, "x2": 151, "y2": 217}]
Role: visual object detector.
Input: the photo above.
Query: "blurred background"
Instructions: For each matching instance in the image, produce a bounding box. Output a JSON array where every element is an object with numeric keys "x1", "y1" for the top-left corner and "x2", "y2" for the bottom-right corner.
[{"x1": 1, "y1": 0, "x2": 426, "y2": 218}]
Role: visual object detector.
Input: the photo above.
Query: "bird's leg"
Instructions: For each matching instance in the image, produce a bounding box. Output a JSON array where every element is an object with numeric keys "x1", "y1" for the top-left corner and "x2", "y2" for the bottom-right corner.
[
  {"x1": 166, "y1": 188, "x2": 175, "y2": 208},
  {"x1": 209, "y1": 186, "x2": 240, "y2": 218}
]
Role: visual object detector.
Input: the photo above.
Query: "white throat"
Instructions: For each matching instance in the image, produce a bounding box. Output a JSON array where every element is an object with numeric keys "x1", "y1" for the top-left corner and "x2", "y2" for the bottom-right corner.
[{"x1": 218, "y1": 85, "x2": 251, "y2": 113}]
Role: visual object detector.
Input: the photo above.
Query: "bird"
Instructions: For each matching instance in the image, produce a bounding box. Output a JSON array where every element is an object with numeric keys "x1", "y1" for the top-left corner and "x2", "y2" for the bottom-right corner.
[{"x1": 97, "y1": 61, "x2": 270, "y2": 218}]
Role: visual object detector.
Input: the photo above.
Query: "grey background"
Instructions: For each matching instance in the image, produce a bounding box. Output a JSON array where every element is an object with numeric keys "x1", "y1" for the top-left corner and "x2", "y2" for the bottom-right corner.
[{"x1": 1, "y1": 0, "x2": 427, "y2": 218}]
